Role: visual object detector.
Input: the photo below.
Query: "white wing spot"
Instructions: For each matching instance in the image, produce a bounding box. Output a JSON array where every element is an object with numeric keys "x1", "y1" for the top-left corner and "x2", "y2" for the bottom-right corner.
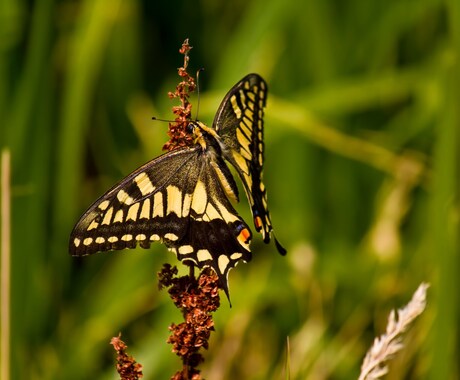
[
  {"x1": 150, "y1": 234, "x2": 160, "y2": 241},
  {"x1": 136, "y1": 234, "x2": 147, "y2": 241},
  {"x1": 113, "y1": 209, "x2": 124, "y2": 223},
  {"x1": 244, "y1": 108, "x2": 253, "y2": 121},
  {"x1": 258, "y1": 153, "x2": 263, "y2": 165},
  {"x1": 232, "y1": 151, "x2": 249, "y2": 175},
  {"x1": 178, "y1": 245, "x2": 194, "y2": 255},
  {"x1": 262, "y1": 196, "x2": 268, "y2": 208},
  {"x1": 164, "y1": 233, "x2": 179, "y2": 241},
  {"x1": 153, "y1": 192, "x2": 164, "y2": 217},
  {"x1": 239, "y1": 146, "x2": 251, "y2": 161},
  {"x1": 182, "y1": 193, "x2": 192, "y2": 217},
  {"x1": 140, "y1": 199, "x2": 150, "y2": 219},
  {"x1": 166, "y1": 185, "x2": 183, "y2": 216},
  {"x1": 236, "y1": 128, "x2": 251, "y2": 156},
  {"x1": 95, "y1": 237, "x2": 105, "y2": 244},
  {"x1": 218, "y1": 254, "x2": 230, "y2": 274},
  {"x1": 230, "y1": 94, "x2": 242, "y2": 119},
  {"x1": 117, "y1": 189, "x2": 135, "y2": 205},
  {"x1": 102, "y1": 207, "x2": 114, "y2": 225},
  {"x1": 121, "y1": 234, "x2": 133, "y2": 241},
  {"x1": 239, "y1": 120, "x2": 252, "y2": 139},
  {"x1": 242, "y1": 116, "x2": 252, "y2": 128},
  {"x1": 87, "y1": 220, "x2": 99, "y2": 231},
  {"x1": 258, "y1": 142, "x2": 264, "y2": 153},
  {"x1": 239, "y1": 90, "x2": 246, "y2": 108},
  {"x1": 230, "y1": 252, "x2": 243, "y2": 260},
  {"x1": 197, "y1": 249, "x2": 213, "y2": 262},
  {"x1": 74, "y1": 238, "x2": 81, "y2": 247},
  {"x1": 83, "y1": 237, "x2": 93, "y2": 246},
  {"x1": 134, "y1": 172, "x2": 155, "y2": 196},
  {"x1": 98, "y1": 200, "x2": 110, "y2": 211},
  {"x1": 108, "y1": 236, "x2": 119, "y2": 243},
  {"x1": 191, "y1": 180, "x2": 207, "y2": 215},
  {"x1": 126, "y1": 203, "x2": 140, "y2": 221}
]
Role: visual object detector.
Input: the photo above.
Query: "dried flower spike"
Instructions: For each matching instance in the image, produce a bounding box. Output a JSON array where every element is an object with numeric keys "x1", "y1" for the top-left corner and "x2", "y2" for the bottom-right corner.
[
  {"x1": 110, "y1": 334, "x2": 143, "y2": 380},
  {"x1": 163, "y1": 39, "x2": 196, "y2": 151},
  {"x1": 158, "y1": 265, "x2": 220, "y2": 380}
]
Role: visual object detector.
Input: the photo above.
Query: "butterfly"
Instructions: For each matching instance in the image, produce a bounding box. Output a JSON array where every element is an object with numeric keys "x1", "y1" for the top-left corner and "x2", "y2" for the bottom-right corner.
[{"x1": 69, "y1": 73, "x2": 285, "y2": 300}]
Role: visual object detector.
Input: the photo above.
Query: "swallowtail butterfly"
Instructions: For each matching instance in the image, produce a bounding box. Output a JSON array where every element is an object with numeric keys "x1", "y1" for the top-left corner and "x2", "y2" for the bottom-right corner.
[{"x1": 69, "y1": 74, "x2": 285, "y2": 299}]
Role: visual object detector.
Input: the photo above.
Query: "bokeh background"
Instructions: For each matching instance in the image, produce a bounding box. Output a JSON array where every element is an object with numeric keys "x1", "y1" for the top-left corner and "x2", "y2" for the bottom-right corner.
[{"x1": 1, "y1": 0, "x2": 458, "y2": 379}]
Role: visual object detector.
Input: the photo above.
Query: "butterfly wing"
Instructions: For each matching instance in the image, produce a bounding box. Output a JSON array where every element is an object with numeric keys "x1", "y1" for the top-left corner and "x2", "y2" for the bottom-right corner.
[
  {"x1": 70, "y1": 148, "x2": 198, "y2": 255},
  {"x1": 69, "y1": 146, "x2": 252, "y2": 295},
  {"x1": 213, "y1": 74, "x2": 286, "y2": 254}
]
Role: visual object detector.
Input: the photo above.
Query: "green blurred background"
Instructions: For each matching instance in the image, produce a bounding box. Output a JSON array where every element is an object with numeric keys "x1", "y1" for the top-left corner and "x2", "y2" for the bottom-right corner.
[{"x1": 1, "y1": 0, "x2": 458, "y2": 379}]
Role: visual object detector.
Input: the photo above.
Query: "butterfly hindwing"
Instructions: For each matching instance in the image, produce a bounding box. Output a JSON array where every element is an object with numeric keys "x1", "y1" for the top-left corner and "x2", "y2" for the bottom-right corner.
[
  {"x1": 170, "y1": 155, "x2": 252, "y2": 296},
  {"x1": 213, "y1": 74, "x2": 285, "y2": 253}
]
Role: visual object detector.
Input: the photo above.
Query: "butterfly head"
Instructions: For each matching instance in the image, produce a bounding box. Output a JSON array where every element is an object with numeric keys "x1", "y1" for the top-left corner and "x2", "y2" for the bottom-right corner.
[{"x1": 187, "y1": 121, "x2": 220, "y2": 151}]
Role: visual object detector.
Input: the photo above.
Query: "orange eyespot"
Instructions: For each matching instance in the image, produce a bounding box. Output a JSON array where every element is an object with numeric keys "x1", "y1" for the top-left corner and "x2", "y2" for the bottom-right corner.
[
  {"x1": 238, "y1": 228, "x2": 251, "y2": 244},
  {"x1": 254, "y1": 216, "x2": 263, "y2": 230}
]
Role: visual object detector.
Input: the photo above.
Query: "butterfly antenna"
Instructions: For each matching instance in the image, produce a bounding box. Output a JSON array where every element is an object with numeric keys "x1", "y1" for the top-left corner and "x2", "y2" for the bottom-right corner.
[
  {"x1": 195, "y1": 68, "x2": 205, "y2": 120},
  {"x1": 151, "y1": 116, "x2": 175, "y2": 123}
]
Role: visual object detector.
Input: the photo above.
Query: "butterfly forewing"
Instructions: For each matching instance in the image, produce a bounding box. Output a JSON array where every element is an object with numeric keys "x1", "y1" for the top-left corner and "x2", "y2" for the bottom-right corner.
[
  {"x1": 213, "y1": 74, "x2": 284, "y2": 253},
  {"x1": 70, "y1": 148, "x2": 198, "y2": 255}
]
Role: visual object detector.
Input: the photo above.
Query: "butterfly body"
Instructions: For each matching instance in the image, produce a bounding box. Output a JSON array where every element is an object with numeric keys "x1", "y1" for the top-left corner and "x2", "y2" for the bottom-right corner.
[{"x1": 70, "y1": 74, "x2": 285, "y2": 298}]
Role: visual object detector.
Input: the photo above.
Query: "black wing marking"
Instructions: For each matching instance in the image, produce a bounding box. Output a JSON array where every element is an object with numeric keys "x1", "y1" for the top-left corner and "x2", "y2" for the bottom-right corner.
[
  {"x1": 213, "y1": 73, "x2": 286, "y2": 254},
  {"x1": 69, "y1": 146, "x2": 252, "y2": 296}
]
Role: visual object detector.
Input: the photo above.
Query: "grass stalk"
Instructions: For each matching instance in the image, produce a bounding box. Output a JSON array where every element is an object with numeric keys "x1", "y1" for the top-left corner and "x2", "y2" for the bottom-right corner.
[{"x1": 1, "y1": 149, "x2": 11, "y2": 380}]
